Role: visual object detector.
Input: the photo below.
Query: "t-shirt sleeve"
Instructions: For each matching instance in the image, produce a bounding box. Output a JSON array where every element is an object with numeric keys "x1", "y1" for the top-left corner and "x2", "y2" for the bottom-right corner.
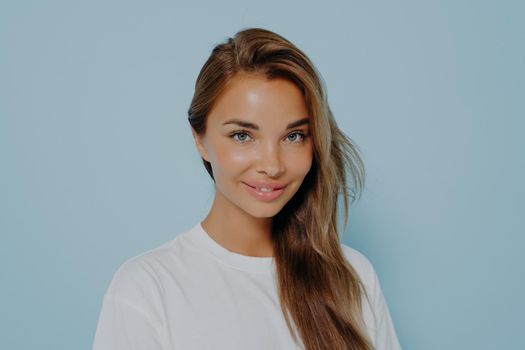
[
  {"x1": 92, "y1": 293, "x2": 164, "y2": 350},
  {"x1": 368, "y1": 263, "x2": 402, "y2": 350},
  {"x1": 92, "y1": 257, "x2": 165, "y2": 350},
  {"x1": 341, "y1": 245, "x2": 402, "y2": 350}
]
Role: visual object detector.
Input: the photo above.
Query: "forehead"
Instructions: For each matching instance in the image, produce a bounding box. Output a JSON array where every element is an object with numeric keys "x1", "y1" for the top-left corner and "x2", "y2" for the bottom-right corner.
[{"x1": 207, "y1": 72, "x2": 309, "y2": 128}]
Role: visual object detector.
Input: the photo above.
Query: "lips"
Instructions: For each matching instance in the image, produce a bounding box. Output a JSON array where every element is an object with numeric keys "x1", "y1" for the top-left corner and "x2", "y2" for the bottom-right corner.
[
  {"x1": 243, "y1": 181, "x2": 286, "y2": 190},
  {"x1": 242, "y1": 181, "x2": 286, "y2": 202}
]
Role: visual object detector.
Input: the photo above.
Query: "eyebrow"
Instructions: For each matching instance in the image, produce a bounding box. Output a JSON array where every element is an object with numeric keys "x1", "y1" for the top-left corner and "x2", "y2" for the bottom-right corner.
[{"x1": 222, "y1": 117, "x2": 310, "y2": 130}]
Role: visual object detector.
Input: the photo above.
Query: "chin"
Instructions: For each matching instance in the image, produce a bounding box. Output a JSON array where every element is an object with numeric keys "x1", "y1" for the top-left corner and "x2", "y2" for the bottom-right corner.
[{"x1": 243, "y1": 204, "x2": 285, "y2": 219}]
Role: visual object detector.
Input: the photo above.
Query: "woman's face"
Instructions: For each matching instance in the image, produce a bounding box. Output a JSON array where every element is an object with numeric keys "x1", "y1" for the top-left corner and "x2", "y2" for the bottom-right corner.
[{"x1": 192, "y1": 72, "x2": 313, "y2": 218}]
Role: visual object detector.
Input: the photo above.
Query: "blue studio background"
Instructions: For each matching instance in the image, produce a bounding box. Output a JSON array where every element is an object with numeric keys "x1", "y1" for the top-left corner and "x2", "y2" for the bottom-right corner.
[{"x1": 1, "y1": 1, "x2": 524, "y2": 349}]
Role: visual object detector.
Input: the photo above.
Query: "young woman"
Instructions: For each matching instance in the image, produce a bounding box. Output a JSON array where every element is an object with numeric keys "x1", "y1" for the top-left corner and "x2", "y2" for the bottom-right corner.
[{"x1": 93, "y1": 27, "x2": 401, "y2": 350}]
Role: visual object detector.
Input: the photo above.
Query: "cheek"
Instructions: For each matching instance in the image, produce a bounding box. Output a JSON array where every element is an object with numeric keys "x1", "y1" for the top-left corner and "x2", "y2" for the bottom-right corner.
[
  {"x1": 285, "y1": 148, "x2": 313, "y2": 176},
  {"x1": 211, "y1": 142, "x2": 252, "y2": 173}
]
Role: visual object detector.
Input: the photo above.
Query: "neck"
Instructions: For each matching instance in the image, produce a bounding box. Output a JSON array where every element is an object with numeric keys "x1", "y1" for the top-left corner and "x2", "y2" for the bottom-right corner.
[{"x1": 201, "y1": 191, "x2": 274, "y2": 258}]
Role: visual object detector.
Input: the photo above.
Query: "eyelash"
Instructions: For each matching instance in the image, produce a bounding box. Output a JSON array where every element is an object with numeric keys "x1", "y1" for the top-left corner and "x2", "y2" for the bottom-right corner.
[{"x1": 229, "y1": 130, "x2": 309, "y2": 144}]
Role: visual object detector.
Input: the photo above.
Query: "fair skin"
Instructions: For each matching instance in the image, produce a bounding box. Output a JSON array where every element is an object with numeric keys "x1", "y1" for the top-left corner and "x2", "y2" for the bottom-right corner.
[{"x1": 192, "y1": 72, "x2": 313, "y2": 257}]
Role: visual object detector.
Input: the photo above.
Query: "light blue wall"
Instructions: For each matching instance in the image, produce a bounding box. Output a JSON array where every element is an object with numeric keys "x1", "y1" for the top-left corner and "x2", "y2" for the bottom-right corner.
[{"x1": 1, "y1": 1, "x2": 523, "y2": 349}]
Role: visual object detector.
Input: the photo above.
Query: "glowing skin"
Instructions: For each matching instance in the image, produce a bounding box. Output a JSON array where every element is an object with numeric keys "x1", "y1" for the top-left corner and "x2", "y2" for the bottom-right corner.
[{"x1": 192, "y1": 72, "x2": 313, "y2": 257}]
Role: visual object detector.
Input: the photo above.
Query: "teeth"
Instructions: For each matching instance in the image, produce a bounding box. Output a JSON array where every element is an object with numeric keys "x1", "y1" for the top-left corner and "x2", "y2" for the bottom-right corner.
[{"x1": 257, "y1": 187, "x2": 274, "y2": 192}]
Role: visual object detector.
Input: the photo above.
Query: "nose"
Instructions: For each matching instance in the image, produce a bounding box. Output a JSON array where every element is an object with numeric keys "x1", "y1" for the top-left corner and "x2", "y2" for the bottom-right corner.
[{"x1": 255, "y1": 141, "x2": 285, "y2": 178}]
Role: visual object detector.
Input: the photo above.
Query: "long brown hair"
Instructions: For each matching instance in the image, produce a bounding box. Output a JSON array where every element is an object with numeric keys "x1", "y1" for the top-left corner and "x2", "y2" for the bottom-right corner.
[{"x1": 187, "y1": 27, "x2": 372, "y2": 350}]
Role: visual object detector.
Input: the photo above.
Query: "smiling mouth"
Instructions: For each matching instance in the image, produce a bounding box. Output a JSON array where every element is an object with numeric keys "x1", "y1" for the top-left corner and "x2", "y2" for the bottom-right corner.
[
  {"x1": 247, "y1": 185, "x2": 281, "y2": 192},
  {"x1": 244, "y1": 183, "x2": 286, "y2": 191},
  {"x1": 243, "y1": 181, "x2": 287, "y2": 191},
  {"x1": 242, "y1": 182, "x2": 287, "y2": 201}
]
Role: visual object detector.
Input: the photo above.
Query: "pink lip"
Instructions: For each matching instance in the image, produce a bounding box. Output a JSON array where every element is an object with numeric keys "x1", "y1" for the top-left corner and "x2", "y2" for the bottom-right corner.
[
  {"x1": 242, "y1": 182, "x2": 287, "y2": 202},
  {"x1": 243, "y1": 180, "x2": 286, "y2": 190}
]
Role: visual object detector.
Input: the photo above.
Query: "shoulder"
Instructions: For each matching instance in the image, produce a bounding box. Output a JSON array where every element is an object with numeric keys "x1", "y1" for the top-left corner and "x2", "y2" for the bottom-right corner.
[
  {"x1": 339, "y1": 243, "x2": 383, "y2": 317},
  {"x1": 94, "y1": 237, "x2": 189, "y2": 344},
  {"x1": 104, "y1": 229, "x2": 191, "y2": 301},
  {"x1": 340, "y1": 243, "x2": 379, "y2": 291},
  {"x1": 105, "y1": 246, "x2": 168, "y2": 299},
  {"x1": 340, "y1": 244, "x2": 403, "y2": 349}
]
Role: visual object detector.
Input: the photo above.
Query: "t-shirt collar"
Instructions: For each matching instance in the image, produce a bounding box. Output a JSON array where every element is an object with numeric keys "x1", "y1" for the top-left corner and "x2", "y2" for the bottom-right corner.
[{"x1": 189, "y1": 221, "x2": 276, "y2": 275}]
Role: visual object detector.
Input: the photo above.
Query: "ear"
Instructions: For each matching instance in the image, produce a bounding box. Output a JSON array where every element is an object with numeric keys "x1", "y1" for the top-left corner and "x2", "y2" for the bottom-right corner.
[{"x1": 191, "y1": 128, "x2": 210, "y2": 162}]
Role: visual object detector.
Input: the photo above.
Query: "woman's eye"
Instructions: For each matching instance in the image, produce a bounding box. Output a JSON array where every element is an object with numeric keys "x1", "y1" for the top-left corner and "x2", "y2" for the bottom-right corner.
[
  {"x1": 231, "y1": 131, "x2": 252, "y2": 143},
  {"x1": 287, "y1": 131, "x2": 307, "y2": 143}
]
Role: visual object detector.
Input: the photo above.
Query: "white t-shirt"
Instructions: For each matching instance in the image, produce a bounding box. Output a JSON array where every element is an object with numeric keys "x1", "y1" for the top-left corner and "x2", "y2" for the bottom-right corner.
[{"x1": 92, "y1": 222, "x2": 401, "y2": 350}]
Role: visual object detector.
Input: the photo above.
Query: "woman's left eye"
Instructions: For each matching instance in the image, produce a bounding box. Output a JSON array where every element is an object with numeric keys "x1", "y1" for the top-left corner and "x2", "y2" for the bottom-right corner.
[{"x1": 287, "y1": 131, "x2": 308, "y2": 143}]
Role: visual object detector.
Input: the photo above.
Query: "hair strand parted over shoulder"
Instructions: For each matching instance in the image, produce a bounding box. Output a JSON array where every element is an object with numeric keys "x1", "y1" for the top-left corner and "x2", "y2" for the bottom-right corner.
[{"x1": 187, "y1": 27, "x2": 371, "y2": 350}]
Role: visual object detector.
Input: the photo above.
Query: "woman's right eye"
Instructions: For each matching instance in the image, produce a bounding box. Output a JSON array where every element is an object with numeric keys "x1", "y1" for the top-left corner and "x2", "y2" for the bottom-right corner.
[{"x1": 230, "y1": 131, "x2": 252, "y2": 143}]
